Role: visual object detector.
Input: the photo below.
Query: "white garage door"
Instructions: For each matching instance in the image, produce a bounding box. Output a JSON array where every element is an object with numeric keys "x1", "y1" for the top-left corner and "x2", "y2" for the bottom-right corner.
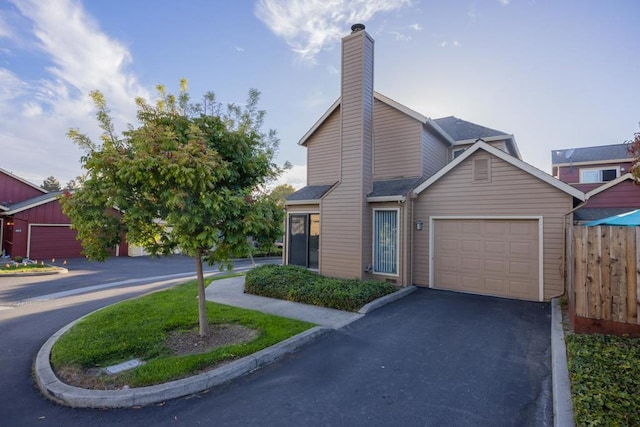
[{"x1": 432, "y1": 218, "x2": 540, "y2": 301}]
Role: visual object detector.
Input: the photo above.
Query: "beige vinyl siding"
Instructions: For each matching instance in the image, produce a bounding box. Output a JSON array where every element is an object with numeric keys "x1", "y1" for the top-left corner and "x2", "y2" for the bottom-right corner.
[
  {"x1": 422, "y1": 128, "x2": 449, "y2": 177},
  {"x1": 320, "y1": 30, "x2": 374, "y2": 280},
  {"x1": 413, "y1": 151, "x2": 573, "y2": 300},
  {"x1": 307, "y1": 109, "x2": 341, "y2": 185},
  {"x1": 373, "y1": 99, "x2": 422, "y2": 180}
]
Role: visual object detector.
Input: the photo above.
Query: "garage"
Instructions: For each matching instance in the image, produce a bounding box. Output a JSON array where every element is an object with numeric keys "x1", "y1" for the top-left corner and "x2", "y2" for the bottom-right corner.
[
  {"x1": 431, "y1": 218, "x2": 541, "y2": 301},
  {"x1": 28, "y1": 225, "x2": 84, "y2": 260}
]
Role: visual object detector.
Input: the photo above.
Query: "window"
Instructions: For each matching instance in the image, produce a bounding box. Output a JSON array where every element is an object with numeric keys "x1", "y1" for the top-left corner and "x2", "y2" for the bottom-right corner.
[
  {"x1": 373, "y1": 209, "x2": 399, "y2": 275},
  {"x1": 580, "y1": 167, "x2": 619, "y2": 183},
  {"x1": 452, "y1": 148, "x2": 466, "y2": 159}
]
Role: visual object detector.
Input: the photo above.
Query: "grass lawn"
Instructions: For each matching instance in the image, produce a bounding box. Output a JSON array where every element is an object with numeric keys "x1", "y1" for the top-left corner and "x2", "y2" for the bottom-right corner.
[
  {"x1": 51, "y1": 274, "x2": 314, "y2": 388},
  {"x1": 0, "y1": 263, "x2": 60, "y2": 274},
  {"x1": 245, "y1": 264, "x2": 397, "y2": 312},
  {"x1": 566, "y1": 333, "x2": 640, "y2": 426}
]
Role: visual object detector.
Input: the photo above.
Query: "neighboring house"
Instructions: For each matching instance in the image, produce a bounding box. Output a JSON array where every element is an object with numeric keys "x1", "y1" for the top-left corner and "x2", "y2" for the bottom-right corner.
[
  {"x1": 0, "y1": 168, "x2": 127, "y2": 259},
  {"x1": 551, "y1": 144, "x2": 640, "y2": 222},
  {"x1": 552, "y1": 143, "x2": 634, "y2": 193},
  {"x1": 284, "y1": 24, "x2": 584, "y2": 302}
]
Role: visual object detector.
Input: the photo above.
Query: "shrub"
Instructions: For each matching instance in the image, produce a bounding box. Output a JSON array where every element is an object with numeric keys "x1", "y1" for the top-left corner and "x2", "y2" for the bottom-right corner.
[
  {"x1": 245, "y1": 265, "x2": 397, "y2": 312},
  {"x1": 566, "y1": 333, "x2": 640, "y2": 426},
  {"x1": 12, "y1": 256, "x2": 24, "y2": 263}
]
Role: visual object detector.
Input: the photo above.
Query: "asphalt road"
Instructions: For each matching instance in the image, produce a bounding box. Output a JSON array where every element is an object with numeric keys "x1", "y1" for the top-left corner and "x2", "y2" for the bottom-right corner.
[{"x1": 0, "y1": 257, "x2": 552, "y2": 426}]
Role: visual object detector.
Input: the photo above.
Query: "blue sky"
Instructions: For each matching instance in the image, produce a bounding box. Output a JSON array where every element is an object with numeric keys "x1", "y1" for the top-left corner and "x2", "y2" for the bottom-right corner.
[{"x1": 1, "y1": 0, "x2": 639, "y2": 189}]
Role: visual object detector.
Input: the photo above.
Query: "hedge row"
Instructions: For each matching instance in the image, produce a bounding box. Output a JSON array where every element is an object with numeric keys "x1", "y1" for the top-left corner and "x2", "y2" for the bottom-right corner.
[{"x1": 245, "y1": 264, "x2": 397, "y2": 312}]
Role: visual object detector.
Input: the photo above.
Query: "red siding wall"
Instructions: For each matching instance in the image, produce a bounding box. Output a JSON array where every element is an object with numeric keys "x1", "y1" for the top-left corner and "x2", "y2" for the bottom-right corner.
[
  {"x1": 0, "y1": 171, "x2": 45, "y2": 206},
  {"x1": 585, "y1": 180, "x2": 640, "y2": 208},
  {"x1": 557, "y1": 161, "x2": 633, "y2": 184}
]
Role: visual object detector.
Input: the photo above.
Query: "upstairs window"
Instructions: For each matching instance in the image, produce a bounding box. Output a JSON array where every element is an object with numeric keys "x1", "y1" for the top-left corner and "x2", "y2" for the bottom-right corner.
[
  {"x1": 452, "y1": 148, "x2": 466, "y2": 159},
  {"x1": 580, "y1": 167, "x2": 619, "y2": 184}
]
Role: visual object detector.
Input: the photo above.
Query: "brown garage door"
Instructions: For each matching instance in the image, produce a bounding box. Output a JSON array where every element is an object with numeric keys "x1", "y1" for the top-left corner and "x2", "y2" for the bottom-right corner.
[
  {"x1": 433, "y1": 219, "x2": 539, "y2": 301},
  {"x1": 29, "y1": 225, "x2": 84, "y2": 260}
]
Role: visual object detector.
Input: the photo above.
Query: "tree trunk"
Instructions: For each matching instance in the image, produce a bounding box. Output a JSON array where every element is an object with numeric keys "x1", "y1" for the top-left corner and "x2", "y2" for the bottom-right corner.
[{"x1": 195, "y1": 249, "x2": 210, "y2": 337}]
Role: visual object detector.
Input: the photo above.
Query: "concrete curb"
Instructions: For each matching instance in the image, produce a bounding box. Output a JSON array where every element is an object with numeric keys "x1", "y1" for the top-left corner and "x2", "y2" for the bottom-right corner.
[
  {"x1": 358, "y1": 286, "x2": 417, "y2": 314},
  {"x1": 551, "y1": 298, "x2": 575, "y2": 427},
  {"x1": 35, "y1": 313, "x2": 330, "y2": 408}
]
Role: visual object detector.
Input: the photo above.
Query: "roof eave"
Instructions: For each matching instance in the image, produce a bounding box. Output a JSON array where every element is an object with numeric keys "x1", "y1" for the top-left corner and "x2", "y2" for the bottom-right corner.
[
  {"x1": 298, "y1": 98, "x2": 341, "y2": 146},
  {"x1": 366, "y1": 195, "x2": 406, "y2": 203},
  {"x1": 286, "y1": 199, "x2": 321, "y2": 206}
]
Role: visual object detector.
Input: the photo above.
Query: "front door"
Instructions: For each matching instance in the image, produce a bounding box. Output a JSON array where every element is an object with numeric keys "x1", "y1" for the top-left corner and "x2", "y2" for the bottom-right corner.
[{"x1": 288, "y1": 213, "x2": 320, "y2": 269}]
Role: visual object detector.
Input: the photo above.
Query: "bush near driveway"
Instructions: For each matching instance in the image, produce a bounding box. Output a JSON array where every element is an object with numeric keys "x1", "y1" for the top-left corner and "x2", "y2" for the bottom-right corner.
[
  {"x1": 566, "y1": 333, "x2": 640, "y2": 426},
  {"x1": 245, "y1": 264, "x2": 397, "y2": 312}
]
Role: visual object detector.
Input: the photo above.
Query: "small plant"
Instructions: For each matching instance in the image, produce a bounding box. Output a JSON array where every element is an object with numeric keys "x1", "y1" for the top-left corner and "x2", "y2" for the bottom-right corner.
[
  {"x1": 245, "y1": 265, "x2": 397, "y2": 312},
  {"x1": 12, "y1": 256, "x2": 24, "y2": 263}
]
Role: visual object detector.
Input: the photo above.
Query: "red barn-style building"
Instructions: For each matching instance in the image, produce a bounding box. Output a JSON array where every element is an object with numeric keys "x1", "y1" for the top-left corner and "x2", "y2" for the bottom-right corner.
[{"x1": 1, "y1": 168, "x2": 127, "y2": 260}]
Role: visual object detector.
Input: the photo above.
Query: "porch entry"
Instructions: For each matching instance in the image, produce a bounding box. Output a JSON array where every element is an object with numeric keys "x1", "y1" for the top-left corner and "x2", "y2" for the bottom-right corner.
[{"x1": 288, "y1": 213, "x2": 319, "y2": 269}]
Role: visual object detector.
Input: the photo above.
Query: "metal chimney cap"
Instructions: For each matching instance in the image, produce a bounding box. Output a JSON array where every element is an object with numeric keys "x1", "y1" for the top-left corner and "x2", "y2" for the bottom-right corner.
[{"x1": 351, "y1": 23, "x2": 366, "y2": 33}]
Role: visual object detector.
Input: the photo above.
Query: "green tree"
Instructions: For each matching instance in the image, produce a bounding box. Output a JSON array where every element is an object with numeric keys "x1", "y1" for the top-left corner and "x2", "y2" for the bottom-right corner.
[
  {"x1": 270, "y1": 183, "x2": 296, "y2": 207},
  {"x1": 628, "y1": 125, "x2": 640, "y2": 179},
  {"x1": 61, "y1": 80, "x2": 284, "y2": 337},
  {"x1": 64, "y1": 176, "x2": 84, "y2": 190},
  {"x1": 41, "y1": 176, "x2": 61, "y2": 192}
]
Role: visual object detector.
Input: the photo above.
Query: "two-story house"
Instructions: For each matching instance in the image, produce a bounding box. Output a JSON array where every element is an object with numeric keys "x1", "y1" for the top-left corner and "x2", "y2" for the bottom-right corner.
[
  {"x1": 284, "y1": 24, "x2": 583, "y2": 302},
  {"x1": 552, "y1": 144, "x2": 640, "y2": 222}
]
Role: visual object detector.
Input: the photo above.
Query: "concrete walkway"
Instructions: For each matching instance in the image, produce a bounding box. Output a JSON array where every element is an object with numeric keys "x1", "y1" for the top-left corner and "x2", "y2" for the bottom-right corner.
[{"x1": 205, "y1": 275, "x2": 363, "y2": 329}]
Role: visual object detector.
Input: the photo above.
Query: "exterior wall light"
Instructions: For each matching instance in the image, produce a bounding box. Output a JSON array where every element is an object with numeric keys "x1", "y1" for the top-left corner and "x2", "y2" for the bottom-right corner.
[{"x1": 416, "y1": 220, "x2": 423, "y2": 231}]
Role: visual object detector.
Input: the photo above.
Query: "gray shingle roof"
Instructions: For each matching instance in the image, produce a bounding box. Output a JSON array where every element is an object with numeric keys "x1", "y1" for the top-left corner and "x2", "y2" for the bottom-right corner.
[
  {"x1": 552, "y1": 143, "x2": 633, "y2": 164},
  {"x1": 574, "y1": 207, "x2": 637, "y2": 222},
  {"x1": 368, "y1": 177, "x2": 424, "y2": 198},
  {"x1": 433, "y1": 116, "x2": 507, "y2": 141},
  {"x1": 286, "y1": 184, "x2": 334, "y2": 202},
  {"x1": 3, "y1": 191, "x2": 62, "y2": 213}
]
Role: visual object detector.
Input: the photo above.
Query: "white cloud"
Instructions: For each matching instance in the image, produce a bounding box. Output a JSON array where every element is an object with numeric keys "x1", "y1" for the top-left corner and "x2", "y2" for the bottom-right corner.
[
  {"x1": 388, "y1": 31, "x2": 411, "y2": 42},
  {"x1": 409, "y1": 23, "x2": 422, "y2": 31},
  {"x1": 255, "y1": 0, "x2": 413, "y2": 62},
  {"x1": 453, "y1": 40, "x2": 460, "y2": 47},
  {"x1": 500, "y1": 0, "x2": 511, "y2": 5},
  {"x1": 276, "y1": 164, "x2": 307, "y2": 189},
  {"x1": 0, "y1": 13, "x2": 12, "y2": 38},
  {"x1": 440, "y1": 41, "x2": 447, "y2": 47},
  {"x1": 236, "y1": 46, "x2": 245, "y2": 52},
  {"x1": 0, "y1": 0, "x2": 149, "y2": 184},
  {"x1": 327, "y1": 65, "x2": 339, "y2": 75}
]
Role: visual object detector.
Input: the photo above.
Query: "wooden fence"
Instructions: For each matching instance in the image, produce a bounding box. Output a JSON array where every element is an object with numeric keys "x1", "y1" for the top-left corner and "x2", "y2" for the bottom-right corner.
[{"x1": 569, "y1": 226, "x2": 640, "y2": 325}]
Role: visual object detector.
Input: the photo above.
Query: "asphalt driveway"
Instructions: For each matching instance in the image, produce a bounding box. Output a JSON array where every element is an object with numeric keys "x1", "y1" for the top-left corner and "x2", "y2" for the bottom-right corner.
[
  {"x1": 120, "y1": 287, "x2": 551, "y2": 427},
  {"x1": 3, "y1": 266, "x2": 551, "y2": 426}
]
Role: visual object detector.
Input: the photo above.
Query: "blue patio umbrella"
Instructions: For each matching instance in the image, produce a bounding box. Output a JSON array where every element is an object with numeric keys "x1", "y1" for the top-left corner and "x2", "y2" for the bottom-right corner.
[{"x1": 584, "y1": 209, "x2": 640, "y2": 226}]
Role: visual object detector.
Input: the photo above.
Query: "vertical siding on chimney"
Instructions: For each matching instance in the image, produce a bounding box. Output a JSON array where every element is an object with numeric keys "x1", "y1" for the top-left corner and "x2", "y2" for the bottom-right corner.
[{"x1": 320, "y1": 29, "x2": 374, "y2": 279}]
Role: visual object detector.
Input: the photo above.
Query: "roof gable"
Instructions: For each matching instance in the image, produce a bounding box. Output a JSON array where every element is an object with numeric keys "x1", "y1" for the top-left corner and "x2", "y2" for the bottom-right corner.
[
  {"x1": 298, "y1": 92, "x2": 454, "y2": 146},
  {"x1": 413, "y1": 141, "x2": 585, "y2": 200},
  {"x1": 585, "y1": 173, "x2": 638, "y2": 199},
  {"x1": 0, "y1": 167, "x2": 47, "y2": 194}
]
